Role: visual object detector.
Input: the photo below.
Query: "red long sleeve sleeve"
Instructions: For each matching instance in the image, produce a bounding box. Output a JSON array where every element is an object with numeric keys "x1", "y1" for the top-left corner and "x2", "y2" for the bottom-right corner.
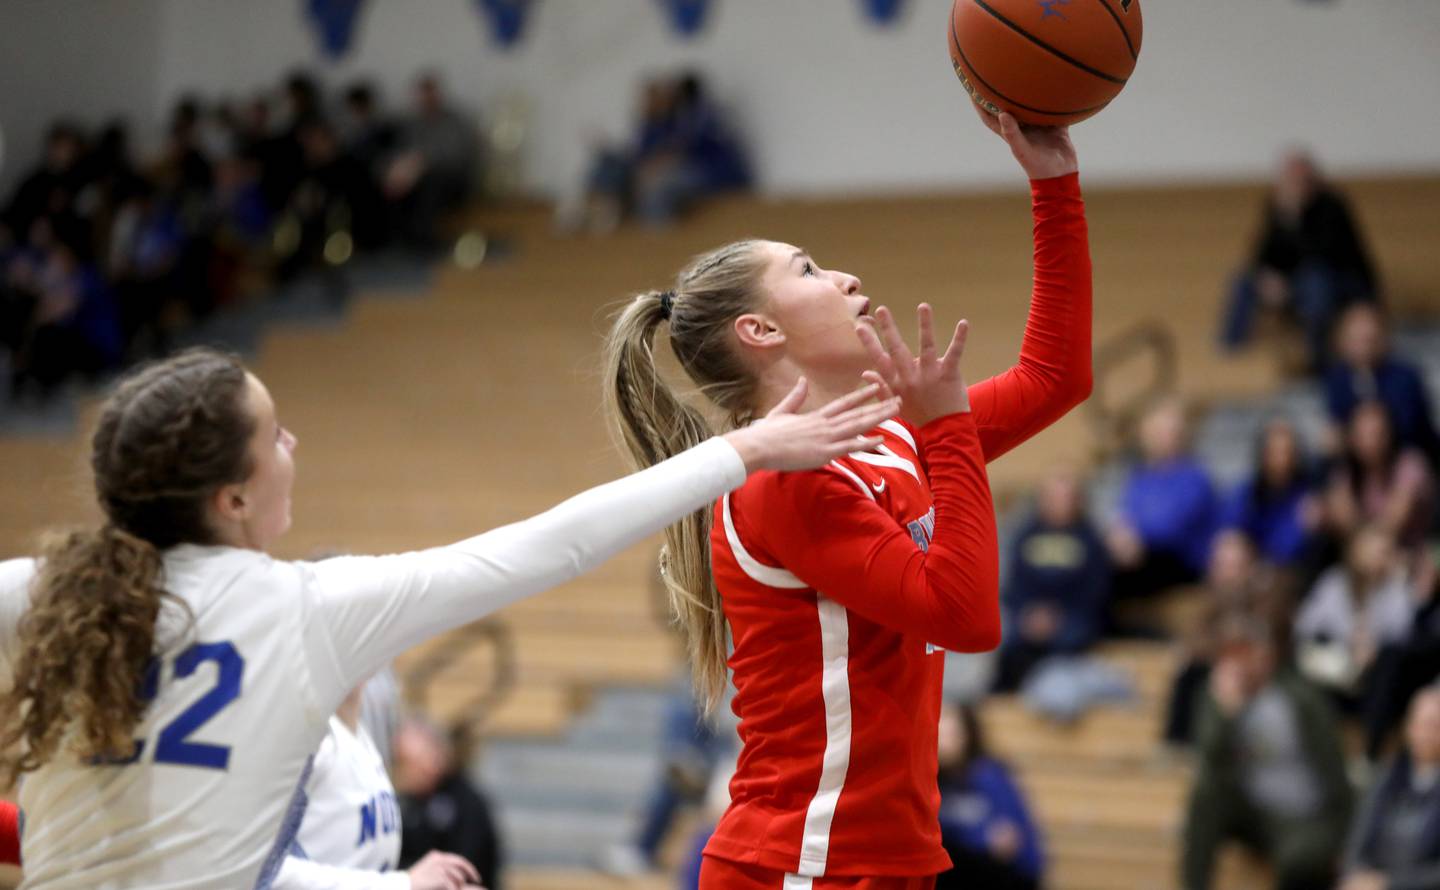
[
  {"x1": 968, "y1": 172, "x2": 1093, "y2": 462},
  {"x1": 0, "y1": 800, "x2": 19, "y2": 866},
  {"x1": 757, "y1": 411, "x2": 1000, "y2": 652}
]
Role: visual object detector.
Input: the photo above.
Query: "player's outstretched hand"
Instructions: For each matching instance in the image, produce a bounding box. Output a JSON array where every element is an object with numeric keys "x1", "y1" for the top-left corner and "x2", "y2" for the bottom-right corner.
[
  {"x1": 724, "y1": 380, "x2": 900, "y2": 473},
  {"x1": 856, "y1": 304, "x2": 970, "y2": 428},
  {"x1": 973, "y1": 104, "x2": 1077, "y2": 180},
  {"x1": 408, "y1": 850, "x2": 484, "y2": 890}
]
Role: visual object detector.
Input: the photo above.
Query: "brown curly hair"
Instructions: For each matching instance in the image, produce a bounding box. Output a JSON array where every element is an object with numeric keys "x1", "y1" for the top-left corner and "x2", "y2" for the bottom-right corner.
[{"x1": 0, "y1": 348, "x2": 255, "y2": 785}]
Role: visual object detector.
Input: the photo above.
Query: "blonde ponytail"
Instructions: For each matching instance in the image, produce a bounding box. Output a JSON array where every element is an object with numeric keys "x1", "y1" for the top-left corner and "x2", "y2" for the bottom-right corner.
[{"x1": 601, "y1": 241, "x2": 769, "y2": 712}]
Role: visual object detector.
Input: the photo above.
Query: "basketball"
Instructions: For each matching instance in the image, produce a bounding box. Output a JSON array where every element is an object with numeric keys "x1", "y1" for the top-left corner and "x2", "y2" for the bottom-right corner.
[{"x1": 949, "y1": 0, "x2": 1143, "y2": 127}]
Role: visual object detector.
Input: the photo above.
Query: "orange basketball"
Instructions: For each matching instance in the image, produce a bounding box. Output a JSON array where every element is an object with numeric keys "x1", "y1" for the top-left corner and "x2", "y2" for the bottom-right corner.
[{"x1": 948, "y1": 0, "x2": 1143, "y2": 127}]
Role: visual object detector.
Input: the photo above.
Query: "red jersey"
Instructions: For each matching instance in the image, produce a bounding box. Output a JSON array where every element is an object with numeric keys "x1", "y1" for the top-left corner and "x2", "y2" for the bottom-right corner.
[
  {"x1": 0, "y1": 800, "x2": 18, "y2": 866},
  {"x1": 704, "y1": 173, "x2": 1092, "y2": 880}
]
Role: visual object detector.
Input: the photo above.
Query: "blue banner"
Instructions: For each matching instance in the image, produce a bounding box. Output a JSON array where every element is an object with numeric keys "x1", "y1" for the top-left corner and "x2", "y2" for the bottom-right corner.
[
  {"x1": 659, "y1": 0, "x2": 711, "y2": 38},
  {"x1": 474, "y1": 0, "x2": 531, "y2": 48},
  {"x1": 304, "y1": 0, "x2": 366, "y2": 59},
  {"x1": 861, "y1": 0, "x2": 907, "y2": 25}
]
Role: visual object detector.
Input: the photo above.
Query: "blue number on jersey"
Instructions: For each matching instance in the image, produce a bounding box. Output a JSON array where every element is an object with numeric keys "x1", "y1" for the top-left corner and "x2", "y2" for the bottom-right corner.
[
  {"x1": 155, "y1": 641, "x2": 244, "y2": 769},
  {"x1": 95, "y1": 641, "x2": 245, "y2": 770}
]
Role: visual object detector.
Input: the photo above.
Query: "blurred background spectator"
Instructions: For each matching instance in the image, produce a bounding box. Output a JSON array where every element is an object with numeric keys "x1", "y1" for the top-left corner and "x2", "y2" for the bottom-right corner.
[
  {"x1": 1107, "y1": 398, "x2": 1220, "y2": 635},
  {"x1": 1221, "y1": 416, "x2": 1322, "y2": 576},
  {"x1": 565, "y1": 70, "x2": 751, "y2": 233},
  {"x1": 936, "y1": 701, "x2": 1045, "y2": 890},
  {"x1": 995, "y1": 469, "x2": 1110, "y2": 693},
  {"x1": 1340, "y1": 686, "x2": 1440, "y2": 890},
  {"x1": 383, "y1": 73, "x2": 478, "y2": 251},
  {"x1": 393, "y1": 717, "x2": 504, "y2": 890},
  {"x1": 1220, "y1": 149, "x2": 1378, "y2": 372},
  {"x1": 1326, "y1": 304, "x2": 1440, "y2": 471},
  {"x1": 1182, "y1": 617, "x2": 1352, "y2": 890}
]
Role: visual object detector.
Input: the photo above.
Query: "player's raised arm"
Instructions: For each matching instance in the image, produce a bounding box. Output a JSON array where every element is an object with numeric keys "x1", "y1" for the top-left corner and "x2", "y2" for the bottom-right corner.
[
  {"x1": 305, "y1": 382, "x2": 899, "y2": 695},
  {"x1": 964, "y1": 109, "x2": 1093, "y2": 462}
]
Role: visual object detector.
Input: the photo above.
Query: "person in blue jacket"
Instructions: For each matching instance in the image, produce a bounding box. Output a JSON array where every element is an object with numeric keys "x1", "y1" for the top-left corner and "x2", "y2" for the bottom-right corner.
[
  {"x1": 1107, "y1": 397, "x2": 1219, "y2": 632},
  {"x1": 1326, "y1": 303, "x2": 1440, "y2": 471},
  {"x1": 936, "y1": 701, "x2": 1045, "y2": 890},
  {"x1": 1223, "y1": 417, "x2": 1321, "y2": 570}
]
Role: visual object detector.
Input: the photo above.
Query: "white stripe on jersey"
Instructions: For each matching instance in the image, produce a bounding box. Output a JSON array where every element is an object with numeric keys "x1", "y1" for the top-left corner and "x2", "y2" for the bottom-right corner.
[
  {"x1": 721, "y1": 494, "x2": 806, "y2": 589},
  {"x1": 846, "y1": 444, "x2": 918, "y2": 481},
  {"x1": 783, "y1": 874, "x2": 814, "y2": 890},
  {"x1": 796, "y1": 595, "x2": 852, "y2": 877},
  {"x1": 877, "y1": 419, "x2": 917, "y2": 453},
  {"x1": 826, "y1": 462, "x2": 875, "y2": 502}
]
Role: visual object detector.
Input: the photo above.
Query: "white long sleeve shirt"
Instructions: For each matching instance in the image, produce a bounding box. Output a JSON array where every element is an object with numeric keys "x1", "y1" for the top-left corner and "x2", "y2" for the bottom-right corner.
[{"x1": 0, "y1": 437, "x2": 745, "y2": 889}]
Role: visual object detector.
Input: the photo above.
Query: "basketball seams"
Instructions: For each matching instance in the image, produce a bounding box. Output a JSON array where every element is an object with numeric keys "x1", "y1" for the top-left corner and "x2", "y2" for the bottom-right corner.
[
  {"x1": 1092, "y1": 0, "x2": 1138, "y2": 61},
  {"x1": 950, "y1": 11, "x2": 1110, "y2": 118},
  {"x1": 969, "y1": 0, "x2": 1127, "y2": 85}
]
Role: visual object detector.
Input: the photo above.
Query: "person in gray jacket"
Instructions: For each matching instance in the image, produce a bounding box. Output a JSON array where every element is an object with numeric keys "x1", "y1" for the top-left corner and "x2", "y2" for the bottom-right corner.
[{"x1": 1341, "y1": 686, "x2": 1440, "y2": 890}]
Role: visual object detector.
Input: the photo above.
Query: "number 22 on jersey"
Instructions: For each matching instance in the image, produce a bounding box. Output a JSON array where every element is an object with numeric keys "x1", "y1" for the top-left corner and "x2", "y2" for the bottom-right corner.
[{"x1": 100, "y1": 641, "x2": 245, "y2": 770}]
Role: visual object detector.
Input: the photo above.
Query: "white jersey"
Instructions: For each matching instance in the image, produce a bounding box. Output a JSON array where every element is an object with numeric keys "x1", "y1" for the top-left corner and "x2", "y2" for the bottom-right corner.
[
  {"x1": 274, "y1": 718, "x2": 405, "y2": 890},
  {"x1": 0, "y1": 437, "x2": 745, "y2": 889}
]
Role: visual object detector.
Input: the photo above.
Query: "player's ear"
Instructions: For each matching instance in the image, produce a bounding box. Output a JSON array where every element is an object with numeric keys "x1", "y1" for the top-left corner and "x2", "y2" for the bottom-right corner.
[
  {"x1": 212, "y1": 482, "x2": 248, "y2": 525},
  {"x1": 734, "y1": 313, "x2": 785, "y2": 350}
]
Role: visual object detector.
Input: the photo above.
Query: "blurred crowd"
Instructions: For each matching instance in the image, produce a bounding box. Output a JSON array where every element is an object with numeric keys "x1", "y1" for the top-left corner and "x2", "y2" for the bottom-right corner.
[{"x1": 0, "y1": 70, "x2": 479, "y2": 402}]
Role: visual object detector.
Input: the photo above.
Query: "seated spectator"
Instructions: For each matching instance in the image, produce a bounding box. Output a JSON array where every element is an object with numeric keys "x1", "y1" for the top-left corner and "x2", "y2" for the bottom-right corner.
[
  {"x1": 1107, "y1": 397, "x2": 1219, "y2": 631},
  {"x1": 1297, "y1": 525, "x2": 1415, "y2": 692},
  {"x1": 1322, "y1": 400, "x2": 1436, "y2": 593},
  {"x1": 631, "y1": 72, "x2": 751, "y2": 226},
  {"x1": 107, "y1": 181, "x2": 188, "y2": 358},
  {"x1": 9, "y1": 222, "x2": 122, "y2": 398},
  {"x1": 1182, "y1": 617, "x2": 1352, "y2": 890},
  {"x1": 1297, "y1": 524, "x2": 1425, "y2": 759},
  {"x1": 1164, "y1": 531, "x2": 1292, "y2": 746},
  {"x1": 75, "y1": 121, "x2": 145, "y2": 256},
  {"x1": 1224, "y1": 416, "x2": 1321, "y2": 571},
  {"x1": 1341, "y1": 686, "x2": 1440, "y2": 890},
  {"x1": 281, "y1": 118, "x2": 386, "y2": 277},
  {"x1": 1219, "y1": 149, "x2": 1377, "y2": 371},
  {"x1": 393, "y1": 718, "x2": 503, "y2": 890},
  {"x1": 384, "y1": 73, "x2": 478, "y2": 249},
  {"x1": 936, "y1": 701, "x2": 1045, "y2": 890},
  {"x1": 994, "y1": 470, "x2": 1110, "y2": 691},
  {"x1": 342, "y1": 83, "x2": 401, "y2": 184},
  {"x1": 1326, "y1": 303, "x2": 1440, "y2": 470},
  {"x1": 568, "y1": 76, "x2": 678, "y2": 234},
  {"x1": 2, "y1": 123, "x2": 87, "y2": 241}
]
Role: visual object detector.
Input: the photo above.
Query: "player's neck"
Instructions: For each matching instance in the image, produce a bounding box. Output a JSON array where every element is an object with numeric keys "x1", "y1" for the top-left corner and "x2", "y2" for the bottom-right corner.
[{"x1": 753, "y1": 365, "x2": 866, "y2": 417}]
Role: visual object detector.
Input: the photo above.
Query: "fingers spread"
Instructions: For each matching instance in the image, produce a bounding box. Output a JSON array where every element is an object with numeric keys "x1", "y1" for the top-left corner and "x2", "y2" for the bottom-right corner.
[
  {"x1": 856, "y1": 323, "x2": 898, "y2": 380},
  {"x1": 874, "y1": 306, "x2": 913, "y2": 366},
  {"x1": 940, "y1": 319, "x2": 970, "y2": 375},
  {"x1": 917, "y1": 303, "x2": 937, "y2": 363}
]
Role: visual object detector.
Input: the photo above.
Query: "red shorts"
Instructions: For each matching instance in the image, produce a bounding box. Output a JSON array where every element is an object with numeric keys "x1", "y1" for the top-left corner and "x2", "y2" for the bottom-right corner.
[{"x1": 699, "y1": 856, "x2": 938, "y2": 890}]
